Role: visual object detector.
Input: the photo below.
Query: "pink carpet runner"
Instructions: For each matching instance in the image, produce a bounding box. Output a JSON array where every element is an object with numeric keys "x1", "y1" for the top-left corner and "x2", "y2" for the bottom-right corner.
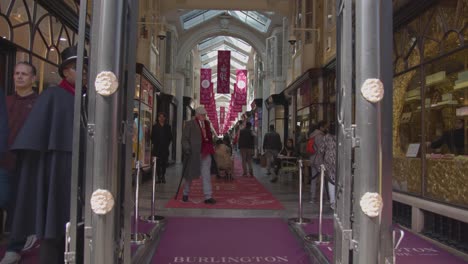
[
  {"x1": 165, "y1": 155, "x2": 284, "y2": 210},
  {"x1": 302, "y1": 219, "x2": 468, "y2": 263},
  {"x1": 151, "y1": 217, "x2": 310, "y2": 264}
]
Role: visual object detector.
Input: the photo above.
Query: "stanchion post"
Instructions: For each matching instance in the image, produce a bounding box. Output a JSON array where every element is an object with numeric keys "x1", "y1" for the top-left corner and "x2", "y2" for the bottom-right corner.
[
  {"x1": 305, "y1": 164, "x2": 331, "y2": 244},
  {"x1": 289, "y1": 159, "x2": 311, "y2": 225},
  {"x1": 131, "y1": 161, "x2": 149, "y2": 245},
  {"x1": 145, "y1": 157, "x2": 166, "y2": 223}
]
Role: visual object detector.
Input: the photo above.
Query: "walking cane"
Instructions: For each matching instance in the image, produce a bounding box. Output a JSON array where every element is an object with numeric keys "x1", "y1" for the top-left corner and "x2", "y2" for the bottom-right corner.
[{"x1": 174, "y1": 154, "x2": 189, "y2": 200}]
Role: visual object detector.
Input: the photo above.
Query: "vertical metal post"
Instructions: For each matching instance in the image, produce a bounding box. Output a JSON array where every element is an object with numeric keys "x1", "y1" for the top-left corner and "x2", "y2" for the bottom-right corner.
[
  {"x1": 122, "y1": 0, "x2": 139, "y2": 262},
  {"x1": 86, "y1": 0, "x2": 125, "y2": 262},
  {"x1": 131, "y1": 161, "x2": 149, "y2": 244},
  {"x1": 379, "y1": 0, "x2": 394, "y2": 262},
  {"x1": 145, "y1": 157, "x2": 166, "y2": 223},
  {"x1": 134, "y1": 161, "x2": 141, "y2": 238},
  {"x1": 288, "y1": 159, "x2": 310, "y2": 225},
  {"x1": 66, "y1": 0, "x2": 88, "y2": 261},
  {"x1": 305, "y1": 164, "x2": 331, "y2": 244},
  {"x1": 354, "y1": 0, "x2": 393, "y2": 263},
  {"x1": 335, "y1": 0, "x2": 354, "y2": 262}
]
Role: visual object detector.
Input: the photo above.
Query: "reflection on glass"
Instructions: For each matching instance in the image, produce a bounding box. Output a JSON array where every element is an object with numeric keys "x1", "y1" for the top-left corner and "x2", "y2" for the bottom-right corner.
[
  {"x1": 393, "y1": 69, "x2": 422, "y2": 195},
  {"x1": 423, "y1": 49, "x2": 468, "y2": 206}
]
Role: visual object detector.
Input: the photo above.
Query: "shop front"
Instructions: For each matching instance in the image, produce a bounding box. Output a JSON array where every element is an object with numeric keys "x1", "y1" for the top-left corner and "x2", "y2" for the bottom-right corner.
[
  {"x1": 0, "y1": 0, "x2": 84, "y2": 95},
  {"x1": 133, "y1": 63, "x2": 162, "y2": 169},
  {"x1": 282, "y1": 68, "x2": 337, "y2": 157},
  {"x1": 392, "y1": 1, "x2": 468, "y2": 209},
  {"x1": 265, "y1": 93, "x2": 288, "y2": 143}
]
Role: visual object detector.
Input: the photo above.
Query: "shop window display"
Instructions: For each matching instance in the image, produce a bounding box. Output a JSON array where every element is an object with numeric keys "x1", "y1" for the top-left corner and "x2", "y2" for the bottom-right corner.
[
  {"x1": 133, "y1": 76, "x2": 155, "y2": 168},
  {"x1": 424, "y1": 49, "x2": 468, "y2": 206},
  {"x1": 393, "y1": 69, "x2": 423, "y2": 195},
  {"x1": 393, "y1": 0, "x2": 468, "y2": 208}
]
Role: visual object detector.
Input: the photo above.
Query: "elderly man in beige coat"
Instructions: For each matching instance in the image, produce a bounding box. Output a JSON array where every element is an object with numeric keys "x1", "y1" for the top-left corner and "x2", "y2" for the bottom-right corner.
[{"x1": 181, "y1": 106, "x2": 217, "y2": 204}]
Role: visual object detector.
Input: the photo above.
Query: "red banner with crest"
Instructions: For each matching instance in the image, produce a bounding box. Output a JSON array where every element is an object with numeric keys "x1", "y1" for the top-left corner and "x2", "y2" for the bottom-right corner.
[
  {"x1": 217, "y1": 50, "x2": 230, "y2": 93},
  {"x1": 200, "y1": 68, "x2": 212, "y2": 104},
  {"x1": 235, "y1": 69, "x2": 247, "y2": 105}
]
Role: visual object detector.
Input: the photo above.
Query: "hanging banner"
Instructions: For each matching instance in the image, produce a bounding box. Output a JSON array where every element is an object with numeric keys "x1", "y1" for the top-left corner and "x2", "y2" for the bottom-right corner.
[
  {"x1": 217, "y1": 50, "x2": 231, "y2": 93},
  {"x1": 220, "y1": 106, "x2": 225, "y2": 124},
  {"x1": 200, "y1": 68, "x2": 212, "y2": 104},
  {"x1": 235, "y1": 69, "x2": 247, "y2": 105}
]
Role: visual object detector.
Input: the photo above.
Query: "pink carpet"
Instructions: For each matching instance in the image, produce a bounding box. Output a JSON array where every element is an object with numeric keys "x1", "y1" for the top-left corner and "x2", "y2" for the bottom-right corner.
[
  {"x1": 165, "y1": 176, "x2": 284, "y2": 210},
  {"x1": 151, "y1": 217, "x2": 311, "y2": 263},
  {"x1": 302, "y1": 220, "x2": 468, "y2": 263},
  {"x1": 165, "y1": 155, "x2": 284, "y2": 210}
]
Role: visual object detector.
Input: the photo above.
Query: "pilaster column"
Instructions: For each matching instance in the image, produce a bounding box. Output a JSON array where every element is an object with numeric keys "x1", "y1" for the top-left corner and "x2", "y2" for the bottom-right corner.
[{"x1": 174, "y1": 72, "x2": 185, "y2": 163}]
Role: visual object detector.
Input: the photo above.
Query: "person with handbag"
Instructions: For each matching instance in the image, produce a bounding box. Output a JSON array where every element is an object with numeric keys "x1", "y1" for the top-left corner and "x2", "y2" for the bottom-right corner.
[{"x1": 308, "y1": 120, "x2": 328, "y2": 204}]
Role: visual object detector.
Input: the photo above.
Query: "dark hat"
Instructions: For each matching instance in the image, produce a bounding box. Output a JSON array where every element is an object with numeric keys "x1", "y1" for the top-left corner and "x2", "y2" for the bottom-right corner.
[{"x1": 59, "y1": 46, "x2": 88, "y2": 78}]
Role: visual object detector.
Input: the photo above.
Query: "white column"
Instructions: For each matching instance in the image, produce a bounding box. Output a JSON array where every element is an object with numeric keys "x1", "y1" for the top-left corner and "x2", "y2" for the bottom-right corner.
[{"x1": 175, "y1": 72, "x2": 185, "y2": 163}]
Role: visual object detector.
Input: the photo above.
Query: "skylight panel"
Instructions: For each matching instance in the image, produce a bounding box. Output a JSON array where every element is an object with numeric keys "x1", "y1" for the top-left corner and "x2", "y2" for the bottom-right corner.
[
  {"x1": 198, "y1": 36, "x2": 225, "y2": 51},
  {"x1": 181, "y1": 10, "x2": 224, "y2": 30},
  {"x1": 228, "y1": 11, "x2": 271, "y2": 33},
  {"x1": 182, "y1": 10, "x2": 271, "y2": 32},
  {"x1": 231, "y1": 60, "x2": 245, "y2": 69}
]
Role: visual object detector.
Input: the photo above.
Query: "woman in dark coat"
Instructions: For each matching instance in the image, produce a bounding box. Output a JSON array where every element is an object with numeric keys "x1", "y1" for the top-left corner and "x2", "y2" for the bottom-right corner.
[{"x1": 151, "y1": 112, "x2": 172, "y2": 183}]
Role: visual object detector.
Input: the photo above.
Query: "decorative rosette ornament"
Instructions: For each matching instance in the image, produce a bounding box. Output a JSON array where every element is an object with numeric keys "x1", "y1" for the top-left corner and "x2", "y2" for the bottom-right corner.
[
  {"x1": 237, "y1": 80, "x2": 246, "y2": 90},
  {"x1": 95, "y1": 71, "x2": 119, "y2": 96},
  {"x1": 201, "y1": 79, "x2": 210, "y2": 89},
  {"x1": 90, "y1": 189, "x2": 115, "y2": 215},
  {"x1": 359, "y1": 192, "x2": 383, "y2": 218},
  {"x1": 360, "y1": 78, "x2": 384, "y2": 103}
]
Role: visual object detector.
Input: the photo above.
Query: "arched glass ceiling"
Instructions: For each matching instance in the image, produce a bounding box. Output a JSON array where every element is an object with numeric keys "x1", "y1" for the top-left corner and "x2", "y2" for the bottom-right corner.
[
  {"x1": 199, "y1": 36, "x2": 251, "y2": 54},
  {"x1": 181, "y1": 10, "x2": 271, "y2": 32}
]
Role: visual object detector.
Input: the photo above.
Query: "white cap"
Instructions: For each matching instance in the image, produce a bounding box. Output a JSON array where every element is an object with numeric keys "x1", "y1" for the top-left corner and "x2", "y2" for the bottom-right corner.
[{"x1": 195, "y1": 106, "x2": 207, "y2": 115}]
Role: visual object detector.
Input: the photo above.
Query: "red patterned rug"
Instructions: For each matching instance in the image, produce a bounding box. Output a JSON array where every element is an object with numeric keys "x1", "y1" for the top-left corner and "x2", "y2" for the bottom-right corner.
[{"x1": 165, "y1": 156, "x2": 284, "y2": 210}]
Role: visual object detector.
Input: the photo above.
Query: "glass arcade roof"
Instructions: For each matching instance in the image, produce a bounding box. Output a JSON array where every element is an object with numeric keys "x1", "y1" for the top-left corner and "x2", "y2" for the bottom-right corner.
[{"x1": 181, "y1": 10, "x2": 271, "y2": 32}]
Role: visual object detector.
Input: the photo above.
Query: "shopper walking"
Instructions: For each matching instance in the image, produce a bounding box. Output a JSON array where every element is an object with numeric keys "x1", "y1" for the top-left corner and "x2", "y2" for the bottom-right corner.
[
  {"x1": 263, "y1": 125, "x2": 282, "y2": 182},
  {"x1": 181, "y1": 106, "x2": 216, "y2": 204},
  {"x1": 319, "y1": 128, "x2": 336, "y2": 209},
  {"x1": 308, "y1": 120, "x2": 328, "y2": 203},
  {"x1": 151, "y1": 112, "x2": 172, "y2": 183},
  {"x1": 238, "y1": 121, "x2": 255, "y2": 177}
]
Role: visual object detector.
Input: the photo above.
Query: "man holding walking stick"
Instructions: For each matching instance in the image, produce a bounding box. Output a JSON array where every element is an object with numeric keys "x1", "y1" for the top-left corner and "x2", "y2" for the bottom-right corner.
[{"x1": 177, "y1": 106, "x2": 216, "y2": 205}]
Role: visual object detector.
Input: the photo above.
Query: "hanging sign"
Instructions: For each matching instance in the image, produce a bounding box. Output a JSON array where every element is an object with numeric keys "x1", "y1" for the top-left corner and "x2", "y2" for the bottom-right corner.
[
  {"x1": 235, "y1": 69, "x2": 247, "y2": 105},
  {"x1": 200, "y1": 68, "x2": 212, "y2": 104},
  {"x1": 217, "y1": 50, "x2": 231, "y2": 93}
]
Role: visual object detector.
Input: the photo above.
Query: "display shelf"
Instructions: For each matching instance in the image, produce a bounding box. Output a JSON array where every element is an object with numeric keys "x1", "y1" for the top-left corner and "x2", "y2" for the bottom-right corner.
[
  {"x1": 425, "y1": 78, "x2": 452, "y2": 88},
  {"x1": 414, "y1": 101, "x2": 459, "y2": 111},
  {"x1": 453, "y1": 84, "x2": 468, "y2": 92}
]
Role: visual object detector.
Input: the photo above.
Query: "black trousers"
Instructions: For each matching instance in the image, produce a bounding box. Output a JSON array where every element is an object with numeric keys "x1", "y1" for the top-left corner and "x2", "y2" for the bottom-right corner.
[
  {"x1": 40, "y1": 237, "x2": 65, "y2": 264},
  {"x1": 156, "y1": 157, "x2": 168, "y2": 178}
]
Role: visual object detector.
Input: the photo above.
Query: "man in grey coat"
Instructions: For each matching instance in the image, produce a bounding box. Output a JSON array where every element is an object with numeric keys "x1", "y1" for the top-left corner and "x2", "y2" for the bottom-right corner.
[
  {"x1": 309, "y1": 120, "x2": 329, "y2": 203},
  {"x1": 181, "y1": 106, "x2": 216, "y2": 204}
]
